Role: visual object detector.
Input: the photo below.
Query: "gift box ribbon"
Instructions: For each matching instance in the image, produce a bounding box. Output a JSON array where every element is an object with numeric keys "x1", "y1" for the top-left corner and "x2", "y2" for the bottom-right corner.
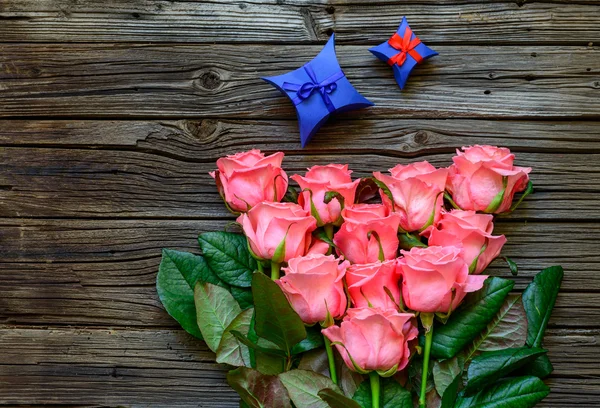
[
  {"x1": 282, "y1": 65, "x2": 345, "y2": 113},
  {"x1": 387, "y1": 27, "x2": 423, "y2": 67}
]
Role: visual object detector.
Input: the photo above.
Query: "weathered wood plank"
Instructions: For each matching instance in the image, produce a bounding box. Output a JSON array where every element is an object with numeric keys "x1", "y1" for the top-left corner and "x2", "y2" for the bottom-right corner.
[
  {"x1": 0, "y1": 1, "x2": 599, "y2": 44},
  {"x1": 2, "y1": 119, "x2": 600, "y2": 152},
  {"x1": 1, "y1": 145, "x2": 598, "y2": 219},
  {"x1": 1, "y1": 44, "x2": 598, "y2": 119},
  {"x1": 0, "y1": 327, "x2": 596, "y2": 406},
  {"x1": 0, "y1": 219, "x2": 597, "y2": 328}
]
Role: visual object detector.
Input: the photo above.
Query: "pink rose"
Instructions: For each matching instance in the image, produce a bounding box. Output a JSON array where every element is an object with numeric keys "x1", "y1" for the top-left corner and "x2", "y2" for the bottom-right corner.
[
  {"x1": 210, "y1": 149, "x2": 288, "y2": 212},
  {"x1": 346, "y1": 260, "x2": 401, "y2": 311},
  {"x1": 398, "y1": 246, "x2": 487, "y2": 314},
  {"x1": 447, "y1": 145, "x2": 531, "y2": 213},
  {"x1": 373, "y1": 161, "x2": 448, "y2": 232},
  {"x1": 277, "y1": 254, "x2": 349, "y2": 325},
  {"x1": 292, "y1": 165, "x2": 360, "y2": 226},
  {"x1": 333, "y1": 204, "x2": 401, "y2": 264},
  {"x1": 306, "y1": 238, "x2": 330, "y2": 256},
  {"x1": 322, "y1": 307, "x2": 418, "y2": 375},
  {"x1": 237, "y1": 202, "x2": 317, "y2": 263},
  {"x1": 423, "y1": 210, "x2": 506, "y2": 275}
]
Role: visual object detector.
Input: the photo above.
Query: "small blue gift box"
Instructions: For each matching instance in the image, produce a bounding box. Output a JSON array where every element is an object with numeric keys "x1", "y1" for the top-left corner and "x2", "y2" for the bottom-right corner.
[
  {"x1": 263, "y1": 35, "x2": 373, "y2": 147},
  {"x1": 369, "y1": 17, "x2": 438, "y2": 90}
]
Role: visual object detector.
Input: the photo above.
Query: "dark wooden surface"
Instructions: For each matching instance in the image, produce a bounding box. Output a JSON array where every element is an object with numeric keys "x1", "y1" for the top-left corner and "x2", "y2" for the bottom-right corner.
[{"x1": 1, "y1": 0, "x2": 599, "y2": 406}]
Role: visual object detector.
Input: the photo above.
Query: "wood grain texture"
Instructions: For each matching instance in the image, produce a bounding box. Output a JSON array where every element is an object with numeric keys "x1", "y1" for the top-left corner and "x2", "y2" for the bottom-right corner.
[
  {"x1": 1, "y1": 145, "x2": 598, "y2": 219},
  {"x1": 0, "y1": 219, "x2": 598, "y2": 328},
  {"x1": 0, "y1": 1, "x2": 599, "y2": 44},
  {"x1": 0, "y1": 327, "x2": 596, "y2": 407},
  {"x1": 0, "y1": 44, "x2": 598, "y2": 119}
]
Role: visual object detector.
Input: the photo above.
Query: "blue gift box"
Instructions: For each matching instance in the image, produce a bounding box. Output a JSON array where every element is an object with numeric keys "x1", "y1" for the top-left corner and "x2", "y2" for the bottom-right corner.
[
  {"x1": 263, "y1": 35, "x2": 373, "y2": 147},
  {"x1": 369, "y1": 17, "x2": 438, "y2": 90}
]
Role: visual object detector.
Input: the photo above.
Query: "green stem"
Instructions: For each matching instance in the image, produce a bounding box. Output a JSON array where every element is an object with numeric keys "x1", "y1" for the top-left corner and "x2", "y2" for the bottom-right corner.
[
  {"x1": 257, "y1": 261, "x2": 264, "y2": 274},
  {"x1": 323, "y1": 335, "x2": 338, "y2": 384},
  {"x1": 324, "y1": 224, "x2": 334, "y2": 255},
  {"x1": 270, "y1": 262, "x2": 281, "y2": 280},
  {"x1": 369, "y1": 371, "x2": 381, "y2": 408},
  {"x1": 419, "y1": 325, "x2": 434, "y2": 408}
]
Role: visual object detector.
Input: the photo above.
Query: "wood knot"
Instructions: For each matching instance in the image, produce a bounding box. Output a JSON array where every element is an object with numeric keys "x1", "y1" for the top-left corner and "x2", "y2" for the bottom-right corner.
[
  {"x1": 414, "y1": 130, "x2": 429, "y2": 145},
  {"x1": 182, "y1": 119, "x2": 219, "y2": 141},
  {"x1": 196, "y1": 70, "x2": 223, "y2": 91},
  {"x1": 593, "y1": 81, "x2": 600, "y2": 89},
  {"x1": 325, "y1": 6, "x2": 335, "y2": 14}
]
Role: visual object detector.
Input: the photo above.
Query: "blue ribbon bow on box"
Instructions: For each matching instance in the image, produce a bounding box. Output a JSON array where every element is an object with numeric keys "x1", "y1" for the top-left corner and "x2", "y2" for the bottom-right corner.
[{"x1": 263, "y1": 35, "x2": 373, "y2": 147}]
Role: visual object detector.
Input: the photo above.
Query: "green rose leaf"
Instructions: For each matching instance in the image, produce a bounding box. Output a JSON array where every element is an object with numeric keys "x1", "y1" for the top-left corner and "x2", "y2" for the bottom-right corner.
[
  {"x1": 199, "y1": 231, "x2": 258, "y2": 287},
  {"x1": 520, "y1": 266, "x2": 563, "y2": 378},
  {"x1": 352, "y1": 377, "x2": 412, "y2": 408},
  {"x1": 291, "y1": 325, "x2": 324, "y2": 355},
  {"x1": 217, "y1": 308, "x2": 254, "y2": 367},
  {"x1": 157, "y1": 249, "x2": 228, "y2": 339},
  {"x1": 279, "y1": 369, "x2": 343, "y2": 408},
  {"x1": 227, "y1": 367, "x2": 292, "y2": 408},
  {"x1": 464, "y1": 347, "x2": 547, "y2": 395},
  {"x1": 477, "y1": 294, "x2": 527, "y2": 352},
  {"x1": 298, "y1": 349, "x2": 363, "y2": 398},
  {"x1": 230, "y1": 331, "x2": 287, "y2": 358},
  {"x1": 231, "y1": 286, "x2": 254, "y2": 309},
  {"x1": 194, "y1": 282, "x2": 242, "y2": 352},
  {"x1": 318, "y1": 388, "x2": 362, "y2": 408},
  {"x1": 433, "y1": 357, "x2": 462, "y2": 398},
  {"x1": 519, "y1": 354, "x2": 554, "y2": 378},
  {"x1": 431, "y1": 277, "x2": 514, "y2": 359},
  {"x1": 440, "y1": 372, "x2": 461, "y2": 408},
  {"x1": 504, "y1": 257, "x2": 519, "y2": 276},
  {"x1": 398, "y1": 233, "x2": 427, "y2": 251},
  {"x1": 523, "y1": 266, "x2": 564, "y2": 348},
  {"x1": 252, "y1": 272, "x2": 306, "y2": 355},
  {"x1": 454, "y1": 376, "x2": 549, "y2": 408}
]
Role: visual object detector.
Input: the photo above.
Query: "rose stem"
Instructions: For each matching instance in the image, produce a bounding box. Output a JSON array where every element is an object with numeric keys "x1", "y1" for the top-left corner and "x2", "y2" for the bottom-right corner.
[
  {"x1": 270, "y1": 262, "x2": 281, "y2": 280},
  {"x1": 419, "y1": 324, "x2": 434, "y2": 408},
  {"x1": 324, "y1": 224, "x2": 334, "y2": 255},
  {"x1": 323, "y1": 335, "x2": 338, "y2": 384},
  {"x1": 369, "y1": 371, "x2": 381, "y2": 408},
  {"x1": 257, "y1": 261, "x2": 264, "y2": 274}
]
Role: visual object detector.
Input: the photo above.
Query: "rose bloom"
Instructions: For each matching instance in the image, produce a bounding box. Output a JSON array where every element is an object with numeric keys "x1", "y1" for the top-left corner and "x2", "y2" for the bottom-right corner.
[
  {"x1": 398, "y1": 246, "x2": 487, "y2": 314},
  {"x1": 210, "y1": 149, "x2": 288, "y2": 212},
  {"x1": 322, "y1": 307, "x2": 418, "y2": 375},
  {"x1": 423, "y1": 210, "x2": 506, "y2": 275},
  {"x1": 306, "y1": 238, "x2": 330, "y2": 256},
  {"x1": 373, "y1": 161, "x2": 448, "y2": 232},
  {"x1": 346, "y1": 260, "x2": 401, "y2": 311},
  {"x1": 277, "y1": 254, "x2": 349, "y2": 325},
  {"x1": 292, "y1": 164, "x2": 360, "y2": 226},
  {"x1": 333, "y1": 204, "x2": 401, "y2": 264},
  {"x1": 237, "y1": 202, "x2": 317, "y2": 263},
  {"x1": 446, "y1": 145, "x2": 531, "y2": 214}
]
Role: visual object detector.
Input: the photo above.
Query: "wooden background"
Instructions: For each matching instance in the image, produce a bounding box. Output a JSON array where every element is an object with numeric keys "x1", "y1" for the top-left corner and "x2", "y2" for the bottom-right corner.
[{"x1": 1, "y1": 0, "x2": 599, "y2": 406}]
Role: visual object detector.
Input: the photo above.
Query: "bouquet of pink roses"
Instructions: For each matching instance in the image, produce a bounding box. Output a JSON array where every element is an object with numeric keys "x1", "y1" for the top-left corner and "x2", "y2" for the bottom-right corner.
[{"x1": 157, "y1": 146, "x2": 562, "y2": 408}]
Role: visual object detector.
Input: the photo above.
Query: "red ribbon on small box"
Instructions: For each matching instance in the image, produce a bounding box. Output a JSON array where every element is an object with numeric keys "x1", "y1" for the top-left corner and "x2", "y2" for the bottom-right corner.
[{"x1": 387, "y1": 27, "x2": 423, "y2": 67}]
